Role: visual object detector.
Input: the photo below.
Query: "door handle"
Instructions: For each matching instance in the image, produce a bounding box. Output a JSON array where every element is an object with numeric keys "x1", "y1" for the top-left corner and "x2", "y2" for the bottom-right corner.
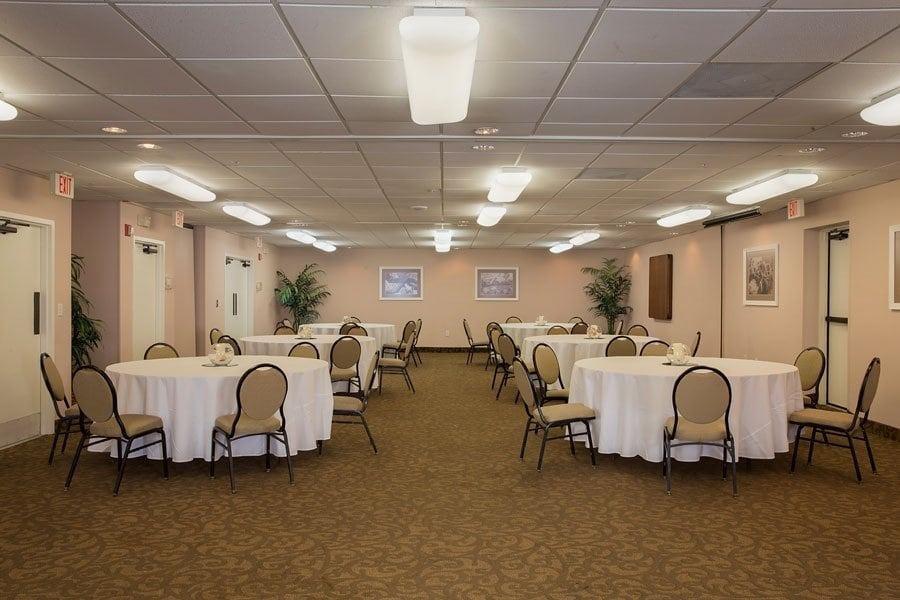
[
  {"x1": 232, "y1": 293, "x2": 237, "y2": 316},
  {"x1": 33, "y1": 292, "x2": 40, "y2": 335}
]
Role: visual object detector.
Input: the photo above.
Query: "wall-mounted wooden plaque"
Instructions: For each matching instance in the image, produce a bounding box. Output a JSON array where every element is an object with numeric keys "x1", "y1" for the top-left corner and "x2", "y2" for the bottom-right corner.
[{"x1": 649, "y1": 254, "x2": 673, "y2": 320}]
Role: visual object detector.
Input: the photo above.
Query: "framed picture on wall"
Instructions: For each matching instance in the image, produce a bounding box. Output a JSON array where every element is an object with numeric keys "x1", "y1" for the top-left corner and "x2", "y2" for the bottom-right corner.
[
  {"x1": 475, "y1": 267, "x2": 518, "y2": 301},
  {"x1": 743, "y1": 244, "x2": 778, "y2": 306},
  {"x1": 890, "y1": 225, "x2": 900, "y2": 310},
  {"x1": 380, "y1": 266, "x2": 423, "y2": 301}
]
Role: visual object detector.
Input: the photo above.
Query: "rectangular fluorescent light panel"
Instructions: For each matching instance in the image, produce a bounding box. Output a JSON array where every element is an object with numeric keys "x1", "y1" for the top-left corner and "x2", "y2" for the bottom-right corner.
[
  {"x1": 488, "y1": 167, "x2": 532, "y2": 203},
  {"x1": 222, "y1": 204, "x2": 270, "y2": 226},
  {"x1": 134, "y1": 167, "x2": 215, "y2": 203},
  {"x1": 476, "y1": 205, "x2": 506, "y2": 227},
  {"x1": 656, "y1": 207, "x2": 712, "y2": 228},
  {"x1": 726, "y1": 170, "x2": 818, "y2": 205}
]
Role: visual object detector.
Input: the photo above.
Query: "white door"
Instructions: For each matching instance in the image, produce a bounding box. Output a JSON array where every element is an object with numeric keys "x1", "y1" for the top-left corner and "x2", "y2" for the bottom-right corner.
[
  {"x1": 132, "y1": 240, "x2": 164, "y2": 360},
  {"x1": 225, "y1": 257, "x2": 252, "y2": 339},
  {"x1": 0, "y1": 219, "x2": 44, "y2": 446},
  {"x1": 825, "y1": 229, "x2": 850, "y2": 408}
]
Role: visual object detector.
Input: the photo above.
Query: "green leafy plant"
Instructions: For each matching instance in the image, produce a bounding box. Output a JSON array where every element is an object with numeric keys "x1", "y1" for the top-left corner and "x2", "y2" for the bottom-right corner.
[
  {"x1": 71, "y1": 254, "x2": 102, "y2": 368},
  {"x1": 582, "y1": 258, "x2": 632, "y2": 334},
  {"x1": 275, "y1": 264, "x2": 331, "y2": 327}
]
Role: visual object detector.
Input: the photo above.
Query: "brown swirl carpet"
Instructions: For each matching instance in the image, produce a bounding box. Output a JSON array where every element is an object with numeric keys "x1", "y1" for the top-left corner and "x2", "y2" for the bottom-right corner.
[{"x1": 0, "y1": 352, "x2": 898, "y2": 599}]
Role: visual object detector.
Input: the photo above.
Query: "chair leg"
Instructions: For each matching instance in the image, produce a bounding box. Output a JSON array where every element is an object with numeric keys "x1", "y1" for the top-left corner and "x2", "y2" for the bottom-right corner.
[
  {"x1": 225, "y1": 437, "x2": 236, "y2": 494},
  {"x1": 159, "y1": 430, "x2": 169, "y2": 480},
  {"x1": 537, "y1": 427, "x2": 550, "y2": 471},
  {"x1": 209, "y1": 431, "x2": 217, "y2": 478},
  {"x1": 491, "y1": 364, "x2": 501, "y2": 388},
  {"x1": 113, "y1": 438, "x2": 133, "y2": 496},
  {"x1": 60, "y1": 424, "x2": 73, "y2": 455},
  {"x1": 584, "y1": 421, "x2": 596, "y2": 466},
  {"x1": 265, "y1": 434, "x2": 272, "y2": 472},
  {"x1": 567, "y1": 424, "x2": 576, "y2": 456},
  {"x1": 662, "y1": 430, "x2": 667, "y2": 478},
  {"x1": 519, "y1": 419, "x2": 532, "y2": 460},
  {"x1": 862, "y1": 429, "x2": 877, "y2": 474},
  {"x1": 729, "y1": 440, "x2": 738, "y2": 497},
  {"x1": 281, "y1": 432, "x2": 294, "y2": 485},
  {"x1": 360, "y1": 415, "x2": 378, "y2": 454},
  {"x1": 789, "y1": 426, "x2": 803, "y2": 473},
  {"x1": 664, "y1": 431, "x2": 673, "y2": 495},
  {"x1": 806, "y1": 427, "x2": 817, "y2": 465},
  {"x1": 48, "y1": 421, "x2": 61, "y2": 465},
  {"x1": 405, "y1": 368, "x2": 415, "y2": 393},
  {"x1": 847, "y1": 433, "x2": 862, "y2": 483},
  {"x1": 466, "y1": 347, "x2": 472, "y2": 365},
  {"x1": 64, "y1": 432, "x2": 87, "y2": 490},
  {"x1": 317, "y1": 440, "x2": 323, "y2": 456},
  {"x1": 495, "y1": 371, "x2": 507, "y2": 400}
]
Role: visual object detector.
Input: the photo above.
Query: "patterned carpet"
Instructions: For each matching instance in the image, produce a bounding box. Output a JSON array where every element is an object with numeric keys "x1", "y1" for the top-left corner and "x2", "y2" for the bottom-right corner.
[{"x1": 0, "y1": 352, "x2": 897, "y2": 599}]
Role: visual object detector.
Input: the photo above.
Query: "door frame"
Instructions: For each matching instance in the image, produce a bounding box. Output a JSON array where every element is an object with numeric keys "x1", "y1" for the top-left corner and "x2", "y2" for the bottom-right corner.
[
  {"x1": 824, "y1": 227, "x2": 849, "y2": 406},
  {"x1": 133, "y1": 236, "x2": 166, "y2": 357},
  {"x1": 225, "y1": 255, "x2": 254, "y2": 337}
]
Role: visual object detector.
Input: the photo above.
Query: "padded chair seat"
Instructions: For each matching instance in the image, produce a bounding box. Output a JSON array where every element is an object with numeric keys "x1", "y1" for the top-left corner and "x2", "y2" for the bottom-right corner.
[
  {"x1": 331, "y1": 366, "x2": 358, "y2": 381},
  {"x1": 665, "y1": 417, "x2": 726, "y2": 442},
  {"x1": 470, "y1": 339, "x2": 489, "y2": 347},
  {"x1": 333, "y1": 396, "x2": 364, "y2": 414},
  {"x1": 215, "y1": 414, "x2": 281, "y2": 436},
  {"x1": 64, "y1": 404, "x2": 82, "y2": 417},
  {"x1": 379, "y1": 357, "x2": 407, "y2": 368},
  {"x1": 538, "y1": 403, "x2": 595, "y2": 424},
  {"x1": 789, "y1": 408, "x2": 854, "y2": 430},
  {"x1": 91, "y1": 414, "x2": 162, "y2": 438},
  {"x1": 544, "y1": 388, "x2": 569, "y2": 399}
]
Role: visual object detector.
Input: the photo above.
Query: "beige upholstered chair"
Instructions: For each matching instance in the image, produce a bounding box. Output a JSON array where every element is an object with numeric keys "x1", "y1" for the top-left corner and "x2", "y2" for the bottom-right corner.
[
  {"x1": 532, "y1": 343, "x2": 569, "y2": 404},
  {"x1": 66, "y1": 366, "x2": 169, "y2": 495},
  {"x1": 794, "y1": 347, "x2": 826, "y2": 407},
  {"x1": 209, "y1": 328, "x2": 223, "y2": 345},
  {"x1": 383, "y1": 320, "x2": 415, "y2": 358},
  {"x1": 339, "y1": 322, "x2": 356, "y2": 335},
  {"x1": 640, "y1": 340, "x2": 670, "y2": 357},
  {"x1": 606, "y1": 335, "x2": 637, "y2": 356},
  {"x1": 663, "y1": 366, "x2": 736, "y2": 497},
  {"x1": 411, "y1": 318, "x2": 424, "y2": 366},
  {"x1": 288, "y1": 342, "x2": 319, "y2": 359},
  {"x1": 143, "y1": 342, "x2": 179, "y2": 360},
  {"x1": 217, "y1": 335, "x2": 242, "y2": 356},
  {"x1": 513, "y1": 358, "x2": 596, "y2": 471},
  {"x1": 570, "y1": 322, "x2": 589, "y2": 335},
  {"x1": 626, "y1": 324, "x2": 649, "y2": 336},
  {"x1": 485, "y1": 322, "x2": 503, "y2": 370},
  {"x1": 568, "y1": 316, "x2": 584, "y2": 323},
  {"x1": 505, "y1": 316, "x2": 523, "y2": 323},
  {"x1": 789, "y1": 357, "x2": 880, "y2": 483},
  {"x1": 348, "y1": 316, "x2": 361, "y2": 323},
  {"x1": 274, "y1": 324, "x2": 295, "y2": 335},
  {"x1": 378, "y1": 325, "x2": 417, "y2": 393},
  {"x1": 330, "y1": 336, "x2": 362, "y2": 392},
  {"x1": 328, "y1": 350, "x2": 380, "y2": 454},
  {"x1": 346, "y1": 325, "x2": 368, "y2": 337},
  {"x1": 210, "y1": 363, "x2": 293, "y2": 494},
  {"x1": 493, "y1": 332, "x2": 523, "y2": 400},
  {"x1": 40, "y1": 353, "x2": 85, "y2": 465},
  {"x1": 547, "y1": 325, "x2": 569, "y2": 335},
  {"x1": 463, "y1": 319, "x2": 489, "y2": 365},
  {"x1": 691, "y1": 331, "x2": 702, "y2": 356}
]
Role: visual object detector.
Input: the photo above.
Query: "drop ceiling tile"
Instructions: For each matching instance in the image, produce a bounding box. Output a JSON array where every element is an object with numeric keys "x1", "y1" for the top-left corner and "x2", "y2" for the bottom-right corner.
[
  {"x1": 0, "y1": 36, "x2": 27, "y2": 57},
  {"x1": 154, "y1": 121, "x2": 256, "y2": 134},
  {"x1": 591, "y1": 154, "x2": 674, "y2": 169},
  {"x1": 3, "y1": 93, "x2": 138, "y2": 121},
  {"x1": 611, "y1": 0, "x2": 768, "y2": 5},
  {"x1": 674, "y1": 62, "x2": 827, "y2": 97},
  {"x1": 643, "y1": 167, "x2": 720, "y2": 181},
  {"x1": 800, "y1": 126, "x2": 898, "y2": 141},
  {"x1": 0, "y1": 119, "x2": 75, "y2": 135},
  {"x1": 304, "y1": 166, "x2": 374, "y2": 180},
  {"x1": 364, "y1": 153, "x2": 441, "y2": 167},
  {"x1": 312, "y1": 59, "x2": 406, "y2": 96},
  {"x1": 250, "y1": 122, "x2": 347, "y2": 135},
  {"x1": 520, "y1": 153, "x2": 598, "y2": 168},
  {"x1": 0, "y1": 57, "x2": 90, "y2": 94},
  {"x1": 207, "y1": 152, "x2": 292, "y2": 167},
  {"x1": 282, "y1": 5, "x2": 405, "y2": 60},
  {"x1": 471, "y1": 62, "x2": 568, "y2": 98},
  {"x1": 626, "y1": 123, "x2": 726, "y2": 137},
  {"x1": 181, "y1": 59, "x2": 320, "y2": 95},
  {"x1": 713, "y1": 124, "x2": 816, "y2": 138},
  {"x1": 46, "y1": 59, "x2": 204, "y2": 94},
  {"x1": 643, "y1": 98, "x2": 770, "y2": 124},
  {"x1": 606, "y1": 142, "x2": 694, "y2": 154},
  {"x1": 372, "y1": 166, "x2": 442, "y2": 180},
  {"x1": 288, "y1": 152, "x2": 367, "y2": 167},
  {"x1": 221, "y1": 96, "x2": 337, "y2": 121},
  {"x1": 121, "y1": 4, "x2": 299, "y2": 58},
  {"x1": 535, "y1": 123, "x2": 632, "y2": 136},
  {"x1": 359, "y1": 141, "x2": 440, "y2": 154},
  {"x1": 848, "y1": 27, "x2": 900, "y2": 63},
  {"x1": 113, "y1": 95, "x2": 238, "y2": 121},
  {"x1": 663, "y1": 154, "x2": 752, "y2": 169},
  {"x1": 582, "y1": 9, "x2": 757, "y2": 62},
  {"x1": 442, "y1": 153, "x2": 518, "y2": 169},
  {"x1": 465, "y1": 98, "x2": 550, "y2": 123},
  {"x1": 561, "y1": 62, "x2": 699, "y2": 98},
  {"x1": 716, "y1": 10, "x2": 900, "y2": 62},
  {"x1": 444, "y1": 122, "x2": 537, "y2": 136},
  {"x1": 739, "y1": 98, "x2": 867, "y2": 125},
  {"x1": 467, "y1": 8, "x2": 596, "y2": 61},
  {"x1": 333, "y1": 96, "x2": 409, "y2": 121},
  {"x1": 545, "y1": 98, "x2": 659, "y2": 123},
  {"x1": 346, "y1": 122, "x2": 439, "y2": 135},
  {"x1": 786, "y1": 62, "x2": 900, "y2": 100},
  {"x1": 58, "y1": 120, "x2": 167, "y2": 135}
]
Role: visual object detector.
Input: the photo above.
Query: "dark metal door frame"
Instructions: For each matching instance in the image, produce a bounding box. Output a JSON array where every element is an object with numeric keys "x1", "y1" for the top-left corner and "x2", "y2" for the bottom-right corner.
[{"x1": 824, "y1": 227, "x2": 849, "y2": 404}]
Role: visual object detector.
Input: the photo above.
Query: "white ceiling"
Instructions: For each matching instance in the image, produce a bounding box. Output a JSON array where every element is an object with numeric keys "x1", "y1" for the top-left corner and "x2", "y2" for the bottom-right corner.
[{"x1": 0, "y1": 0, "x2": 899, "y2": 250}]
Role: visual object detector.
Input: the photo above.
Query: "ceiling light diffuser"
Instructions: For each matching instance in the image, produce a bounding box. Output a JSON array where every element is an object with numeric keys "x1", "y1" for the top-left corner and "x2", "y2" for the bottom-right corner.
[
  {"x1": 570, "y1": 231, "x2": 600, "y2": 246},
  {"x1": 434, "y1": 229, "x2": 452, "y2": 252},
  {"x1": 860, "y1": 89, "x2": 900, "y2": 126},
  {"x1": 399, "y1": 8, "x2": 479, "y2": 125},
  {"x1": 487, "y1": 167, "x2": 532, "y2": 203},
  {"x1": 726, "y1": 170, "x2": 818, "y2": 205},
  {"x1": 0, "y1": 99, "x2": 17, "y2": 121},
  {"x1": 137, "y1": 143, "x2": 161, "y2": 150},
  {"x1": 101, "y1": 126, "x2": 127, "y2": 134},
  {"x1": 549, "y1": 243, "x2": 573, "y2": 254},
  {"x1": 222, "y1": 204, "x2": 270, "y2": 226},
  {"x1": 313, "y1": 240, "x2": 336, "y2": 253},
  {"x1": 286, "y1": 230, "x2": 316, "y2": 244},
  {"x1": 476, "y1": 205, "x2": 506, "y2": 227},
  {"x1": 133, "y1": 167, "x2": 215, "y2": 202},
  {"x1": 656, "y1": 207, "x2": 712, "y2": 228}
]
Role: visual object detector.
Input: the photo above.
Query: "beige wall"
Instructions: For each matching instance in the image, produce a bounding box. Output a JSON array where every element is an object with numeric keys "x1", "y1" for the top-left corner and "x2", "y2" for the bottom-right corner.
[{"x1": 276, "y1": 248, "x2": 623, "y2": 347}]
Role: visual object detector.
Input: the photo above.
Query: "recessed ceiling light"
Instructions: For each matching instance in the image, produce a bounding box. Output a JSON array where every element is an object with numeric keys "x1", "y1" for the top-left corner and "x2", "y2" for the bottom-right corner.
[
  {"x1": 841, "y1": 130, "x2": 869, "y2": 138},
  {"x1": 0, "y1": 98, "x2": 18, "y2": 121},
  {"x1": 798, "y1": 146, "x2": 826, "y2": 154},
  {"x1": 313, "y1": 240, "x2": 337, "y2": 253},
  {"x1": 286, "y1": 230, "x2": 316, "y2": 244},
  {"x1": 570, "y1": 231, "x2": 601, "y2": 246},
  {"x1": 134, "y1": 167, "x2": 215, "y2": 202},
  {"x1": 656, "y1": 206, "x2": 712, "y2": 228},
  {"x1": 474, "y1": 126, "x2": 499, "y2": 136},
  {"x1": 410, "y1": 205, "x2": 428, "y2": 211},
  {"x1": 476, "y1": 205, "x2": 506, "y2": 227},
  {"x1": 726, "y1": 170, "x2": 818, "y2": 205},
  {"x1": 137, "y1": 143, "x2": 161, "y2": 150},
  {"x1": 222, "y1": 204, "x2": 270, "y2": 226},
  {"x1": 471, "y1": 144, "x2": 494, "y2": 151},
  {"x1": 101, "y1": 126, "x2": 127, "y2": 134},
  {"x1": 549, "y1": 243, "x2": 573, "y2": 254},
  {"x1": 860, "y1": 88, "x2": 900, "y2": 126},
  {"x1": 488, "y1": 167, "x2": 532, "y2": 203}
]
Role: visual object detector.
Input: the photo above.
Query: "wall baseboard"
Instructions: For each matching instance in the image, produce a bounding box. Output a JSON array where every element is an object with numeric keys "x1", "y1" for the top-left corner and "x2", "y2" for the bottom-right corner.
[
  {"x1": 870, "y1": 421, "x2": 898, "y2": 441},
  {"x1": 418, "y1": 347, "x2": 471, "y2": 353}
]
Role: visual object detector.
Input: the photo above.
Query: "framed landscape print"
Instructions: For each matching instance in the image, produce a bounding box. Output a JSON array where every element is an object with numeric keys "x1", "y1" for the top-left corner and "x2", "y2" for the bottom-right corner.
[
  {"x1": 380, "y1": 266, "x2": 423, "y2": 301},
  {"x1": 890, "y1": 225, "x2": 900, "y2": 310},
  {"x1": 475, "y1": 267, "x2": 518, "y2": 301},
  {"x1": 743, "y1": 244, "x2": 778, "y2": 306}
]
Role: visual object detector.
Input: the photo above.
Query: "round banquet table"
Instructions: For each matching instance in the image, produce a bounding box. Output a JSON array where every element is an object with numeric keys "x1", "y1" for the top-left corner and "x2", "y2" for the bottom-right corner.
[
  {"x1": 500, "y1": 322, "x2": 571, "y2": 348},
  {"x1": 241, "y1": 334, "x2": 379, "y2": 388},
  {"x1": 567, "y1": 356, "x2": 803, "y2": 462},
  {"x1": 100, "y1": 356, "x2": 334, "y2": 463},
  {"x1": 308, "y1": 323, "x2": 396, "y2": 351},
  {"x1": 521, "y1": 334, "x2": 661, "y2": 387}
]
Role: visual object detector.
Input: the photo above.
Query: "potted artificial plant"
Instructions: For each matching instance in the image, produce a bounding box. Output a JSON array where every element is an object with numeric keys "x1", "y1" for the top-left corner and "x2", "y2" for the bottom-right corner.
[
  {"x1": 275, "y1": 264, "x2": 332, "y2": 327},
  {"x1": 582, "y1": 258, "x2": 632, "y2": 334}
]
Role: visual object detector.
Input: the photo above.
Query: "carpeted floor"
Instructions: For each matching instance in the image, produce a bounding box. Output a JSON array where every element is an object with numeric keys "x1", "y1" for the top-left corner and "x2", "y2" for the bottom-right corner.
[{"x1": 0, "y1": 352, "x2": 897, "y2": 599}]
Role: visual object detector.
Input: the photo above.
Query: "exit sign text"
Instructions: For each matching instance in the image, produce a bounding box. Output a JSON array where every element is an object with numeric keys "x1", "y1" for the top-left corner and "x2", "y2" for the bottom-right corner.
[
  {"x1": 787, "y1": 198, "x2": 805, "y2": 220},
  {"x1": 52, "y1": 172, "x2": 74, "y2": 199}
]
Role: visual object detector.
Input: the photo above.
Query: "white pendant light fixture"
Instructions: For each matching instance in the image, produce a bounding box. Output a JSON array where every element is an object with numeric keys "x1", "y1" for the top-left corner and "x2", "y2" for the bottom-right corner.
[
  {"x1": 434, "y1": 229, "x2": 452, "y2": 252},
  {"x1": 656, "y1": 206, "x2": 712, "y2": 228},
  {"x1": 286, "y1": 230, "x2": 316, "y2": 244},
  {"x1": 570, "y1": 231, "x2": 600, "y2": 246},
  {"x1": 860, "y1": 88, "x2": 900, "y2": 126},
  {"x1": 0, "y1": 98, "x2": 18, "y2": 121},
  {"x1": 726, "y1": 170, "x2": 818, "y2": 205},
  {"x1": 476, "y1": 205, "x2": 506, "y2": 227},
  {"x1": 134, "y1": 167, "x2": 215, "y2": 203},
  {"x1": 487, "y1": 167, "x2": 532, "y2": 203},
  {"x1": 549, "y1": 242, "x2": 573, "y2": 254},
  {"x1": 313, "y1": 240, "x2": 337, "y2": 253},
  {"x1": 399, "y1": 8, "x2": 479, "y2": 125},
  {"x1": 222, "y1": 204, "x2": 270, "y2": 226}
]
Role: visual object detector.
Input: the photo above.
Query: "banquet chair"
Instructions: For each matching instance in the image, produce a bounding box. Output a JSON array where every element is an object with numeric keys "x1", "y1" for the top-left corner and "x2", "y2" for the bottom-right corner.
[
  {"x1": 532, "y1": 343, "x2": 569, "y2": 405},
  {"x1": 691, "y1": 331, "x2": 702, "y2": 356},
  {"x1": 606, "y1": 336, "x2": 637, "y2": 357},
  {"x1": 513, "y1": 358, "x2": 596, "y2": 471},
  {"x1": 640, "y1": 340, "x2": 670, "y2": 357},
  {"x1": 494, "y1": 333, "x2": 522, "y2": 400},
  {"x1": 66, "y1": 366, "x2": 169, "y2": 496},
  {"x1": 274, "y1": 324, "x2": 295, "y2": 335},
  {"x1": 143, "y1": 342, "x2": 179, "y2": 360},
  {"x1": 663, "y1": 366, "x2": 737, "y2": 497},
  {"x1": 547, "y1": 325, "x2": 569, "y2": 335},
  {"x1": 570, "y1": 322, "x2": 589, "y2": 335},
  {"x1": 506, "y1": 316, "x2": 523, "y2": 323},
  {"x1": 348, "y1": 316, "x2": 361, "y2": 323},
  {"x1": 329, "y1": 350, "x2": 380, "y2": 455},
  {"x1": 627, "y1": 324, "x2": 649, "y2": 336},
  {"x1": 209, "y1": 363, "x2": 293, "y2": 494},
  {"x1": 384, "y1": 320, "x2": 416, "y2": 358},
  {"x1": 330, "y1": 336, "x2": 362, "y2": 392},
  {"x1": 217, "y1": 335, "x2": 242, "y2": 356},
  {"x1": 346, "y1": 325, "x2": 368, "y2": 337},
  {"x1": 288, "y1": 342, "x2": 319, "y2": 359},
  {"x1": 568, "y1": 316, "x2": 585, "y2": 323},
  {"x1": 411, "y1": 318, "x2": 424, "y2": 366},
  {"x1": 339, "y1": 322, "x2": 356, "y2": 335},
  {"x1": 40, "y1": 353, "x2": 86, "y2": 465},
  {"x1": 209, "y1": 328, "x2": 223, "y2": 345},
  {"x1": 463, "y1": 318, "x2": 489, "y2": 365},
  {"x1": 276, "y1": 318, "x2": 293, "y2": 329},
  {"x1": 789, "y1": 357, "x2": 880, "y2": 483},
  {"x1": 485, "y1": 322, "x2": 503, "y2": 370},
  {"x1": 794, "y1": 347, "x2": 826, "y2": 408},
  {"x1": 615, "y1": 320, "x2": 624, "y2": 334},
  {"x1": 378, "y1": 325, "x2": 417, "y2": 394}
]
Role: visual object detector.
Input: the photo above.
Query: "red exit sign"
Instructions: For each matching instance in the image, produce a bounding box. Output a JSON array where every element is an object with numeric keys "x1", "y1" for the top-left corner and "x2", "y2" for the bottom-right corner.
[
  {"x1": 787, "y1": 197, "x2": 805, "y2": 220},
  {"x1": 52, "y1": 172, "x2": 74, "y2": 199}
]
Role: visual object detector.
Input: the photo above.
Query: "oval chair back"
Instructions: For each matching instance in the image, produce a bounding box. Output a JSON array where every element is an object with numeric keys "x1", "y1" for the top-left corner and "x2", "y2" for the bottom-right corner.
[
  {"x1": 532, "y1": 343, "x2": 562, "y2": 389},
  {"x1": 143, "y1": 342, "x2": 179, "y2": 360},
  {"x1": 794, "y1": 347, "x2": 825, "y2": 404},
  {"x1": 606, "y1": 335, "x2": 637, "y2": 357},
  {"x1": 274, "y1": 325, "x2": 295, "y2": 335},
  {"x1": 547, "y1": 325, "x2": 569, "y2": 335},
  {"x1": 224, "y1": 364, "x2": 288, "y2": 437},
  {"x1": 627, "y1": 324, "x2": 649, "y2": 336},
  {"x1": 570, "y1": 322, "x2": 589, "y2": 335},
  {"x1": 209, "y1": 328, "x2": 222, "y2": 345},
  {"x1": 691, "y1": 331, "x2": 702, "y2": 356},
  {"x1": 289, "y1": 342, "x2": 319, "y2": 359},
  {"x1": 852, "y1": 357, "x2": 881, "y2": 428},
  {"x1": 505, "y1": 316, "x2": 522, "y2": 323},
  {"x1": 512, "y1": 358, "x2": 540, "y2": 421},
  {"x1": 462, "y1": 318, "x2": 475, "y2": 344},
  {"x1": 361, "y1": 351, "x2": 380, "y2": 399},
  {"x1": 568, "y1": 316, "x2": 584, "y2": 323},
  {"x1": 640, "y1": 340, "x2": 669, "y2": 357},
  {"x1": 489, "y1": 327, "x2": 502, "y2": 359},
  {"x1": 40, "y1": 353, "x2": 70, "y2": 419},
  {"x1": 346, "y1": 325, "x2": 368, "y2": 336},
  {"x1": 398, "y1": 322, "x2": 418, "y2": 361},
  {"x1": 671, "y1": 366, "x2": 732, "y2": 438},
  {"x1": 72, "y1": 366, "x2": 118, "y2": 429},
  {"x1": 339, "y1": 322, "x2": 356, "y2": 335},
  {"x1": 217, "y1": 335, "x2": 242, "y2": 356},
  {"x1": 414, "y1": 318, "x2": 423, "y2": 343},
  {"x1": 348, "y1": 316, "x2": 361, "y2": 323},
  {"x1": 330, "y1": 336, "x2": 361, "y2": 371},
  {"x1": 497, "y1": 333, "x2": 517, "y2": 366}
]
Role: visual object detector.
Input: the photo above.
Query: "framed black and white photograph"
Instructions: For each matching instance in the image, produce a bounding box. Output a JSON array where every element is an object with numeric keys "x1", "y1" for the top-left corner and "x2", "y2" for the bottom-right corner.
[
  {"x1": 380, "y1": 266, "x2": 423, "y2": 301},
  {"x1": 475, "y1": 267, "x2": 518, "y2": 301},
  {"x1": 743, "y1": 244, "x2": 778, "y2": 306},
  {"x1": 890, "y1": 225, "x2": 900, "y2": 310}
]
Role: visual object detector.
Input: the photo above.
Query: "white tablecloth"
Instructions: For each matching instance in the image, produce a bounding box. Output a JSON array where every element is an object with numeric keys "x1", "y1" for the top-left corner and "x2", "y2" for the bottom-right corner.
[
  {"x1": 567, "y1": 356, "x2": 803, "y2": 462},
  {"x1": 521, "y1": 334, "x2": 660, "y2": 387},
  {"x1": 102, "y1": 356, "x2": 334, "y2": 462},
  {"x1": 241, "y1": 334, "x2": 379, "y2": 388},
  {"x1": 500, "y1": 323, "x2": 572, "y2": 348},
  {"x1": 308, "y1": 323, "x2": 397, "y2": 351}
]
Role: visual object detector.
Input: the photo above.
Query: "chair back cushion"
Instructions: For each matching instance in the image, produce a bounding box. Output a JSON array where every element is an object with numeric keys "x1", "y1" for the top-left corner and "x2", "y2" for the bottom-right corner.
[
  {"x1": 347, "y1": 325, "x2": 368, "y2": 336},
  {"x1": 238, "y1": 364, "x2": 288, "y2": 421},
  {"x1": 606, "y1": 336, "x2": 637, "y2": 357},
  {"x1": 144, "y1": 343, "x2": 179, "y2": 360},
  {"x1": 794, "y1": 347, "x2": 825, "y2": 392},
  {"x1": 570, "y1": 322, "x2": 588, "y2": 335},
  {"x1": 40, "y1": 353, "x2": 67, "y2": 405},
  {"x1": 289, "y1": 342, "x2": 319, "y2": 359},
  {"x1": 547, "y1": 325, "x2": 568, "y2": 335},
  {"x1": 533, "y1": 343, "x2": 560, "y2": 386},
  {"x1": 627, "y1": 324, "x2": 649, "y2": 336},
  {"x1": 209, "y1": 328, "x2": 222, "y2": 345},
  {"x1": 463, "y1": 319, "x2": 474, "y2": 343},
  {"x1": 640, "y1": 340, "x2": 669, "y2": 357},
  {"x1": 674, "y1": 367, "x2": 731, "y2": 425},
  {"x1": 274, "y1": 325, "x2": 295, "y2": 335},
  {"x1": 348, "y1": 316, "x2": 361, "y2": 323},
  {"x1": 218, "y1": 335, "x2": 242, "y2": 356},
  {"x1": 363, "y1": 351, "x2": 380, "y2": 396},
  {"x1": 489, "y1": 327, "x2": 502, "y2": 351},
  {"x1": 331, "y1": 336, "x2": 361, "y2": 369},
  {"x1": 505, "y1": 316, "x2": 522, "y2": 323},
  {"x1": 857, "y1": 357, "x2": 881, "y2": 414},
  {"x1": 497, "y1": 333, "x2": 517, "y2": 365},
  {"x1": 339, "y1": 323, "x2": 355, "y2": 335},
  {"x1": 72, "y1": 367, "x2": 115, "y2": 423},
  {"x1": 512, "y1": 359, "x2": 537, "y2": 413}
]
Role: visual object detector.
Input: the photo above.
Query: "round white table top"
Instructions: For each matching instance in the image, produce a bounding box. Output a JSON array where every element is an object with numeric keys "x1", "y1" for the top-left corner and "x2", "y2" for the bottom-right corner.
[
  {"x1": 573, "y1": 355, "x2": 798, "y2": 378},
  {"x1": 241, "y1": 333, "x2": 376, "y2": 347},
  {"x1": 523, "y1": 333, "x2": 660, "y2": 349},
  {"x1": 310, "y1": 322, "x2": 394, "y2": 330},
  {"x1": 501, "y1": 322, "x2": 570, "y2": 329},
  {"x1": 107, "y1": 355, "x2": 329, "y2": 379}
]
